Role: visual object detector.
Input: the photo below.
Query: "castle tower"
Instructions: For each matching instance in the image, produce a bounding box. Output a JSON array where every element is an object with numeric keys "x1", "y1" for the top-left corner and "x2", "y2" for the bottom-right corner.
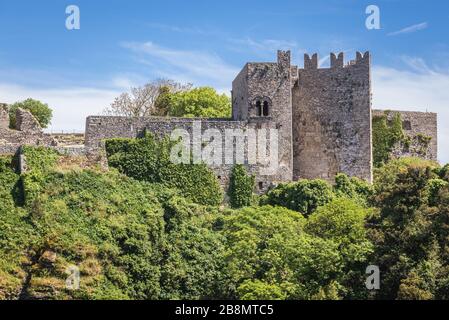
[
  {"x1": 231, "y1": 50, "x2": 294, "y2": 182},
  {"x1": 292, "y1": 52, "x2": 373, "y2": 182}
]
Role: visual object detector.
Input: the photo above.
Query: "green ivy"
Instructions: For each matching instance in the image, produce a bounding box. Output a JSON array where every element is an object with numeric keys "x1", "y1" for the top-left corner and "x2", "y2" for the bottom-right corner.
[
  {"x1": 20, "y1": 146, "x2": 59, "y2": 206},
  {"x1": 372, "y1": 111, "x2": 405, "y2": 167},
  {"x1": 372, "y1": 111, "x2": 432, "y2": 167},
  {"x1": 105, "y1": 133, "x2": 223, "y2": 206}
]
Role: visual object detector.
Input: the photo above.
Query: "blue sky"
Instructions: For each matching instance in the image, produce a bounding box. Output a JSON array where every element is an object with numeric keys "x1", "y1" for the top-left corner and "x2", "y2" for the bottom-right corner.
[{"x1": 0, "y1": 0, "x2": 448, "y2": 162}]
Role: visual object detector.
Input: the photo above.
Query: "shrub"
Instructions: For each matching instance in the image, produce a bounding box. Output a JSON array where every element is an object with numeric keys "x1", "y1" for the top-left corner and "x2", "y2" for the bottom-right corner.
[
  {"x1": 0, "y1": 156, "x2": 34, "y2": 299},
  {"x1": 20, "y1": 146, "x2": 59, "y2": 206},
  {"x1": 24, "y1": 169, "x2": 166, "y2": 300},
  {"x1": 105, "y1": 133, "x2": 223, "y2": 206},
  {"x1": 159, "y1": 196, "x2": 226, "y2": 299},
  {"x1": 334, "y1": 173, "x2": 374, "y2": 206},
  {"x1": 228, "y1": 165, "x2": 255, "y2": 208},
  {"x1": 262, "y1": 179, "x2": 334, "y2": 216}
]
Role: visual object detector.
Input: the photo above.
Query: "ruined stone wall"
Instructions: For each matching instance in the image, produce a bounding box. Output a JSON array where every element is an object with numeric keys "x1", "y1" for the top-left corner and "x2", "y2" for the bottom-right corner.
[
  {"x1": 0, "y1": 107, "x2": 57, "y2": 155},
  {"x1": 0, "y1": 104, "x2": 9, "y2": 129},
  {"x1": 292, "y1": 52, "x2": 372, "y2": 182},
  {"x1": 85, "y1": 116, "x2": 284, "y2": 193},
  {"x1": 373, "y1": 109, "x2": 438, "y2": 161},
  {"x1": 231, "y1": 64, "x2": 249, "y2": 120}
]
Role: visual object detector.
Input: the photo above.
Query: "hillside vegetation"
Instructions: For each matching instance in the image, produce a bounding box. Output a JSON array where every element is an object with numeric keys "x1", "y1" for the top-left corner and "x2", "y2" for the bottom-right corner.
[{"x1": 1, "y1": 135, "x2": 449, "y2": 300}]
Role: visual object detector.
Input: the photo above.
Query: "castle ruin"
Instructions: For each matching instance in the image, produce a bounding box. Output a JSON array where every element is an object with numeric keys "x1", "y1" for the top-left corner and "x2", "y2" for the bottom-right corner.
[{"x1": 0, "y1": 51, "x2": 438, "y2": 192}]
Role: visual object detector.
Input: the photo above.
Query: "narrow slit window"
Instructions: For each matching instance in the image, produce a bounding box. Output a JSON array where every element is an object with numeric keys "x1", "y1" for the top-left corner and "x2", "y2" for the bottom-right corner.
[
  {"x1": 263, "y1": 101, "x2": 269, "y2": 116},
  {"x1": 256, "y1": 101, "x2": 262, "y2": 116}
]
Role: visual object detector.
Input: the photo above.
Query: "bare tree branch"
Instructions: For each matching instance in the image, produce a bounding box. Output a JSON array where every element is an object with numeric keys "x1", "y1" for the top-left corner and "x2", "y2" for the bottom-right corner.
[{"x1": 103, "y1": 79, "x2": 192, "y2": 117}]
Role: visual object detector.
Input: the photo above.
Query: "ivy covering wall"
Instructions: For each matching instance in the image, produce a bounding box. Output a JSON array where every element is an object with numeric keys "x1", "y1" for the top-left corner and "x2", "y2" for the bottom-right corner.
[
  {"x1": 372, "y1": 111, "x2": 432, "y2": 167},
  {"x1": 105, "y1": 133, "x2": 223, "y2": 206}
]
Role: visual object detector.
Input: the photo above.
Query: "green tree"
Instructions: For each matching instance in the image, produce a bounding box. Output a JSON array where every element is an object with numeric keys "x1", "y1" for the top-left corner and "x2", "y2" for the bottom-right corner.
[
  {"x1": 237, "y1": 280, "x2": 287, "y2": 300},
  {"x1": 9, "y1": 98, "x2": 53, "y2": 129},
  {"x1": 306, "y1": 198, "x2": 373, "y2": 264},
  {"x1": 166, "y1": 87, "x2": 231, "y2": 118},
  {"x1": 220, "y1": 205, "x2": 352, "y2": 299},
  {"x1": 334, "y1": 173, "x2": 374, "y2": 207},
  {"x1": 159, "y1": 196, "x2": 226, "y2": 299},
  {"x1": 368, "y1": 158, "x2": 447, "y2": 299},
  {"x1": 305, "y1": 198, "x2": 374, "y2": 299},
  {"x1": 228, "y1": 165, "x2": 255, "y2": 208},
  {"x1": 262, "y1": 179, "x2": 334, "y2": 216}
]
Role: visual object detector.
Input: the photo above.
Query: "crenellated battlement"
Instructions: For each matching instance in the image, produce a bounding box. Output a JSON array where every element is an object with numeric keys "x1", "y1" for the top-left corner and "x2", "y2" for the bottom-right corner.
[
  {"x1": 302, "y1": 51, "x2": 370, "y2": 70},
  {"x1": 304, "y1": 53, "x2": 318, "y2": 69}
]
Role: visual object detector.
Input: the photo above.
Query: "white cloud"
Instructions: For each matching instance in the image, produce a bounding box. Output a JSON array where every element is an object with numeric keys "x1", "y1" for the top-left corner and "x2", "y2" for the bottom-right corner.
[
  {"x1": 122, "y1": 42, "x2": 238, "y2": 93},
  {"x1": 0, "y1": 83, "x2": 119, "y2": 132},
  {"x1": 387, "y1": 22, "x2": 428, "y2": 36},
  {"x1": 372, "y1": 60, "x2": 449, "y2": 164}
]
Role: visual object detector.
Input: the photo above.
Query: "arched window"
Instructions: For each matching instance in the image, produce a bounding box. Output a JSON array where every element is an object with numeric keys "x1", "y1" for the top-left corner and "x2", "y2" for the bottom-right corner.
[
  {"x1": 256, "y1": 100, "x2": 262, "y2": 117},
  {"x1": 263, "y1": 101, "x2": 269, "y2": 116}
]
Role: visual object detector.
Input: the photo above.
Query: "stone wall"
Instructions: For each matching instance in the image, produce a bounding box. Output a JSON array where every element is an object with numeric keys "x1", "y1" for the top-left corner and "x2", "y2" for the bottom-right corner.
[
  {"x1": 0, "y1": 104, "x2": 9, "y2": 129},
  {"x1": 231, "y1": 50, "x2": 294, "y2": 183},
  {"x1": 0, "y1": 107, "x2": 58, "y2": 155},
  {"x1": 292, "y1": 52, "x2": 373, "y2": 183},
  {"x1": 85, "y1": 116, "x2": 285, "y2": 193},
  {"x1": 373, "y1": 109, "x2": 438, "y2": 161}
]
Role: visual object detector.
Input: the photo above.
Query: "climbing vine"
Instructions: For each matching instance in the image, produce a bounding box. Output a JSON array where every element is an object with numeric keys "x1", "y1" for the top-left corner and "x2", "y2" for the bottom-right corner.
[
  {"x1": 105, "y1": 133, "x2": 223, "y2": 206},
  {"x1": 372, "y1": 111, "x2": 431, "y2": 167}
]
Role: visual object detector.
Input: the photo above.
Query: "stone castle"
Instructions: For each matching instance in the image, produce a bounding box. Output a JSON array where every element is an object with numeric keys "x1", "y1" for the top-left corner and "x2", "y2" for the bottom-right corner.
[{"x1": 0, "y1": 51, "x2": 438, "y2": 192}]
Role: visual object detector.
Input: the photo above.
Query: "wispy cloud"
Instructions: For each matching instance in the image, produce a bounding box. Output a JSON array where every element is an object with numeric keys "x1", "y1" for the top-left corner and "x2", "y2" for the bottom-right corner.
[
  {"x1": 144, "y1": 23, "x2": 219, "y2": 36},
  {"x1": 387, "y1": 22, "x2": 428, "y2": 36},
  {"x1": 121, "y1": 41, "x2": 239, "y2": 93},
  {"x1": 228, "y1": 38, "x2": 300, "y2": 52}
]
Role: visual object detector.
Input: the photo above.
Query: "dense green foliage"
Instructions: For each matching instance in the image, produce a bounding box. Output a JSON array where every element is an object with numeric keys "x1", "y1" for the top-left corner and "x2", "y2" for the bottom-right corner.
[
  {"x1": 228, "y1": 165, "x2": 255, "y2": 208},
  {"x1": 8, "y1": 98, "x2": 53, "y2": 129},
  {"x1": 20, "y1": 146, "x2": 59, "y2": 206},
  {"x1": 368, "y1": 158, "x2": 449, "y2": 299},
  {"x1": 105, "y1": 133, "x2": 223, "y2": 206},
  {"x1": 261, "y1": 179, "x2": 335, "y2": 216},
  {"x1": 158, "y1": 87, "x2": 231, "y2": 118},
  {"x1": 1, "y1": 145, "x2": 449, "y2": 300}
]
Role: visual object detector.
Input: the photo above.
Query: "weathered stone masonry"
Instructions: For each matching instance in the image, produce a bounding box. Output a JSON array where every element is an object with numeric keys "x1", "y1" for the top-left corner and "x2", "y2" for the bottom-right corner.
[
  {"x1": 292, "y1": 52, "x2": 372, "y2": 182},
  {"x1": 372, "y1": 109, "x2": 438, "y2": 160},
  {"x1": 0, "y1": 106, "x2": 57, "y2": 154},
  {"x1": 84, "y1": 50, "x2": 439, "y2": 191}
]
